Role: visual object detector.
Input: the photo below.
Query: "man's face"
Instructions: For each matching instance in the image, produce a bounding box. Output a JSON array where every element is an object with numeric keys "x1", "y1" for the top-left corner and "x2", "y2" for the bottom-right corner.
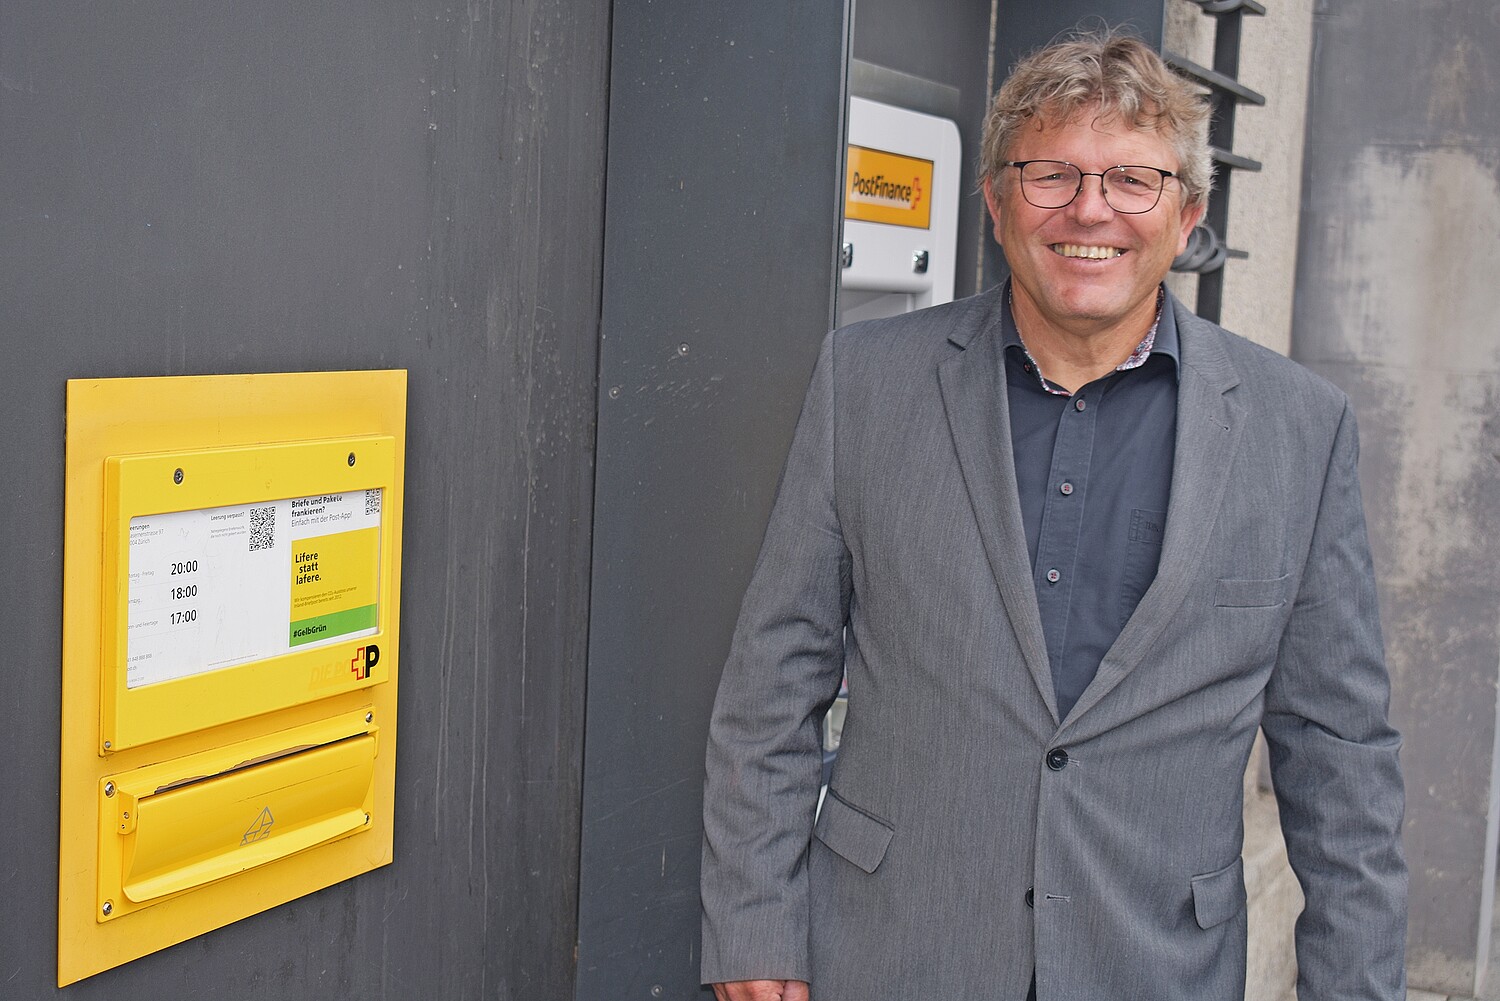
[{"x1": 983, "y1": 111, "x2": 1204, "y2": 339}]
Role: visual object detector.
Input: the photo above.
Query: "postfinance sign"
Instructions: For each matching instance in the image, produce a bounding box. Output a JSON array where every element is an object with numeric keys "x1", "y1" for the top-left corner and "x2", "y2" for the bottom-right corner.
[{"x1": 844, "y1": 144, "x2": 934, "y2": 229}]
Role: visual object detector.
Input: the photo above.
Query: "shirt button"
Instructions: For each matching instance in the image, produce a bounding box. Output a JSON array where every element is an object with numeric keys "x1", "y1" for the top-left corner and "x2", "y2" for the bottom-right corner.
[
  {"x1": 1046, "y1": 747, "x2": 1070, "y2": 771},
  {"x1": 1046, "y1": 568, "x2": 1060, "y2": 584},
  {"x1": 1059, "y1": 482, "x2": 1074, "y2": 496},
  {"x1": 1074, "y1": 397, "x2": 1087, "y2": 412},
  {"x1": 1025, "y1": 887, "x2": 1035, "y2": 908}
]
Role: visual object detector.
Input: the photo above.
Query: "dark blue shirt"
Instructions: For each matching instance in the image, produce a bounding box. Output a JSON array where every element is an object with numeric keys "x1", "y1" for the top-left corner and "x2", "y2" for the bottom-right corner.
[{"x1": 1002, "y1": 289, "x2": 1178, "y2": 720}]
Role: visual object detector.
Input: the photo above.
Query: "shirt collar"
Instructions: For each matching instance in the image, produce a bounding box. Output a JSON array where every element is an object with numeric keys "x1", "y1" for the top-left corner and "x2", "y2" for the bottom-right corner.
[{"x1": 1001, "y1": 281, "x2": 1179, "y2": 395}]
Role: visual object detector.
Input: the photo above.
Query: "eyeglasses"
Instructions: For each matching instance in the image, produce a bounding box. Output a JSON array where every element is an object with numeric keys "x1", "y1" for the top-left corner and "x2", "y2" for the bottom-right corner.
[{"x1": 1003, "y1": 160, "x2": 1178, "y2": 214}]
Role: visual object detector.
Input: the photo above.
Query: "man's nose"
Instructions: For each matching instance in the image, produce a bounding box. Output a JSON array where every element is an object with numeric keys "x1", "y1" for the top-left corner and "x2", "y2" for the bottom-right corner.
[{"x1": 1068, "y1": 173, "x2": 1115, "y2": 223}]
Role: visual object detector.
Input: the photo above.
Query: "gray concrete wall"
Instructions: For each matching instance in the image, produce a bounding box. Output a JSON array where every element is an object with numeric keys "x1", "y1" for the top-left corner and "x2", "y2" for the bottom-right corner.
[{"x1": 1291, "y1": 0, "x2": 1500, "y2": 995}]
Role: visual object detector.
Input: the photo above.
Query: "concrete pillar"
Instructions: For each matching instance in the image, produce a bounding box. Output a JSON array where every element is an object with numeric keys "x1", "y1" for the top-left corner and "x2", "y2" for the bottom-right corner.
[{"x1": 1291, "y1": 1, "x2": 1500, "y2": 995}]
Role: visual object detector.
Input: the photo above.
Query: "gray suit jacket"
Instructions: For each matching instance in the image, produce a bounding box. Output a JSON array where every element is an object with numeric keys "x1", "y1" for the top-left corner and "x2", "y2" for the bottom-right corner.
[{"x1": 701, "y1": 287, "x2": 1406, "y2": 1000}]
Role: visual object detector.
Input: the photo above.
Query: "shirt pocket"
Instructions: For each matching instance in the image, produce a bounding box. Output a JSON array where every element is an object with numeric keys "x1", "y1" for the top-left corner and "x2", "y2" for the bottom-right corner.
[
  {"x1": 1119, "y1": 508, "x2": 1167, "y2": 628},
  {"x1": 1213, "y1": 574, "x2": 1291, "y2": 608},
  {"x1": 814, "y1": 789, "x2": 894, "y2": 874}
]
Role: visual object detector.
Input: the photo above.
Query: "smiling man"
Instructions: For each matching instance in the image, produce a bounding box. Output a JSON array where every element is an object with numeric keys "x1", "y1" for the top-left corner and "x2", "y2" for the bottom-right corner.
[{"x1": 702, "y1": 33, "x2": 1406, "y2": 1001}]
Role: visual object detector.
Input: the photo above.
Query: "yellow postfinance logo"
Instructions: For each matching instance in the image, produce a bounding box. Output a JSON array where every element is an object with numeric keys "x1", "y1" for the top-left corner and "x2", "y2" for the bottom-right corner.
[{"x1": 845, "y1": 145, "x2": 934, "y2": 229}]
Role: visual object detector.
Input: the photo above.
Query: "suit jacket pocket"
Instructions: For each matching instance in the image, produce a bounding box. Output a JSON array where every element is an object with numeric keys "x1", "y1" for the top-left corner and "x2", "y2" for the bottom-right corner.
[
  {"x1": 814, "y1": 790, "x2": 894, "y2": 874},
  {"x1": 1214, "y1": 574, "x2": 1291, "y2": 608},
  {"x1": 1190, "y1": 856, "x2": 1247, "y2": 929}
]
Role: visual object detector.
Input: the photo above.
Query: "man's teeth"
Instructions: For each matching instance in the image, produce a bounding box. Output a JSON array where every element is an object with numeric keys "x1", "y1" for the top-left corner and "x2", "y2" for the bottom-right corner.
[{"x1": 1052, "y1": 244, "x2": 1124, "y2": 259}]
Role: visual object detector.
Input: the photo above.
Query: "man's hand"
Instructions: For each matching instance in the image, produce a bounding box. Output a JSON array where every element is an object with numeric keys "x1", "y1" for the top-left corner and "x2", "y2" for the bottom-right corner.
[{"x1": 711, "y1": 980, "x2": 810, "y2": 1001}]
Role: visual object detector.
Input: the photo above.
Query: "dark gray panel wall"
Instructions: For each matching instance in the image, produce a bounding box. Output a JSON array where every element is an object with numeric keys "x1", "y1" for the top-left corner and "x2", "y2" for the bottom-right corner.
[
  {"x1": 1291, "y1": 0, "x2": 1500, "y2": 994},
  {"x1": 1, "y1": 1, "x2": 607, "y2": 997},
  {"x1": 576, "y1": 2, "x2": 850, "y2": 997},
  {"x1": 850, "y1": 0, "x2": 996, "y2": 299},
  {"x1": 994, "y1": 0, "x2": 1166, "y2": 70}
]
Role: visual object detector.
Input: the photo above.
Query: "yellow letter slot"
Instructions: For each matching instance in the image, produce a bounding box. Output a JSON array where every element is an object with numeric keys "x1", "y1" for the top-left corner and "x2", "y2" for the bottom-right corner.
[{"x1": 97, "y1": 710, "x2": 379, "y2": 921}]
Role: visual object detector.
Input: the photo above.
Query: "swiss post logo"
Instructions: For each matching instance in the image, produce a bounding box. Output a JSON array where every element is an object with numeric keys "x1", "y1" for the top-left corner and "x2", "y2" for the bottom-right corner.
[{"x1": 351, "y1": 644, "x2": 380, "y2": 681}]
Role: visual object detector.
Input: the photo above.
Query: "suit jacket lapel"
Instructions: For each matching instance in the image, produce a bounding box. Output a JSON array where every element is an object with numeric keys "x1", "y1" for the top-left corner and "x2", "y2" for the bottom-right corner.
[
  {"x1": 938, "y1": 299, "x2": 1059, "y2": 725},
  {"x1": 1062, "y1": 301, "x2": 1245, "y2": 729}
]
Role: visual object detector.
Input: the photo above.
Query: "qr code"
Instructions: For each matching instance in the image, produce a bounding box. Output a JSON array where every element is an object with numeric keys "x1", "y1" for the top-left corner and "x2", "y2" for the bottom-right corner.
[
  {"x1": 364, "y1": 489, "x2": 381, "y2": 517},
  {"x1": 249, "y1": 506, "x2": 276, "y2": 551}
]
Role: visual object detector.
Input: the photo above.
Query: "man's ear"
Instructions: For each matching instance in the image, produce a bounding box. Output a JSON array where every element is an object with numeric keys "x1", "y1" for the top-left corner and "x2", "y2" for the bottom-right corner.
[
  {"x1": 982, "y1": 175, "x2": 1005, "y2": 244},
  {"x1": 1176, "y1": 199, "x2": 1207, "y2": 255}
]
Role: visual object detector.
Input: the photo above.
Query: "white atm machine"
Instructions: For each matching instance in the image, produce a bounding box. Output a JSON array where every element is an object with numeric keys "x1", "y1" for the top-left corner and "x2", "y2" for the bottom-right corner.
[{"x1": 838, "y1": 94, "x2": 963, "y2": 326}]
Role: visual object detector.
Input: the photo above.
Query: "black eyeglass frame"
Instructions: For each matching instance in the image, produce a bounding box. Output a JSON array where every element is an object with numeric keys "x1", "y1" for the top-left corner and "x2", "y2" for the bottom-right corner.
[{"x1": 1001, "y1": 160, "x2": 1179, "y2": 214}]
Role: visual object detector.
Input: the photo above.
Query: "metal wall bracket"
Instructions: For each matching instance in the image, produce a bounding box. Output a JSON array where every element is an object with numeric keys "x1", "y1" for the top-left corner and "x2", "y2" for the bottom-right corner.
[{"x1": 1165, "y1": 0, "x2": 1265, "y2": 322}]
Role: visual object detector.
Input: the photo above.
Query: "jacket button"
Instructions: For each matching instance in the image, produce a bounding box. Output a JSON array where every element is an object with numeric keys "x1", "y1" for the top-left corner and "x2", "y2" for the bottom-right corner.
[
  {"x1": 1046, "y1": 747, "x2": 1069, "y2": 771},
  {"x1": 1025, "y1": 887, "x2": 1035, "y2": 908}
]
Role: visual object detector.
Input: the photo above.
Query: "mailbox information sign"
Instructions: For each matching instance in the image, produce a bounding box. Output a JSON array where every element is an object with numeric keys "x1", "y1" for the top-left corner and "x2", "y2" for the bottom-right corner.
[{"x1": 126, "y1": 489, "x2": 382, "y2": 689}]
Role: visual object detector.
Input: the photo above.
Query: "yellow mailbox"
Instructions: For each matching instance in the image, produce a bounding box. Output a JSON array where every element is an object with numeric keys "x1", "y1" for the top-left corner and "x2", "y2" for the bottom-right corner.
[{"x1": 59, "y1": 371, "x2": 406, "y2": 986}]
